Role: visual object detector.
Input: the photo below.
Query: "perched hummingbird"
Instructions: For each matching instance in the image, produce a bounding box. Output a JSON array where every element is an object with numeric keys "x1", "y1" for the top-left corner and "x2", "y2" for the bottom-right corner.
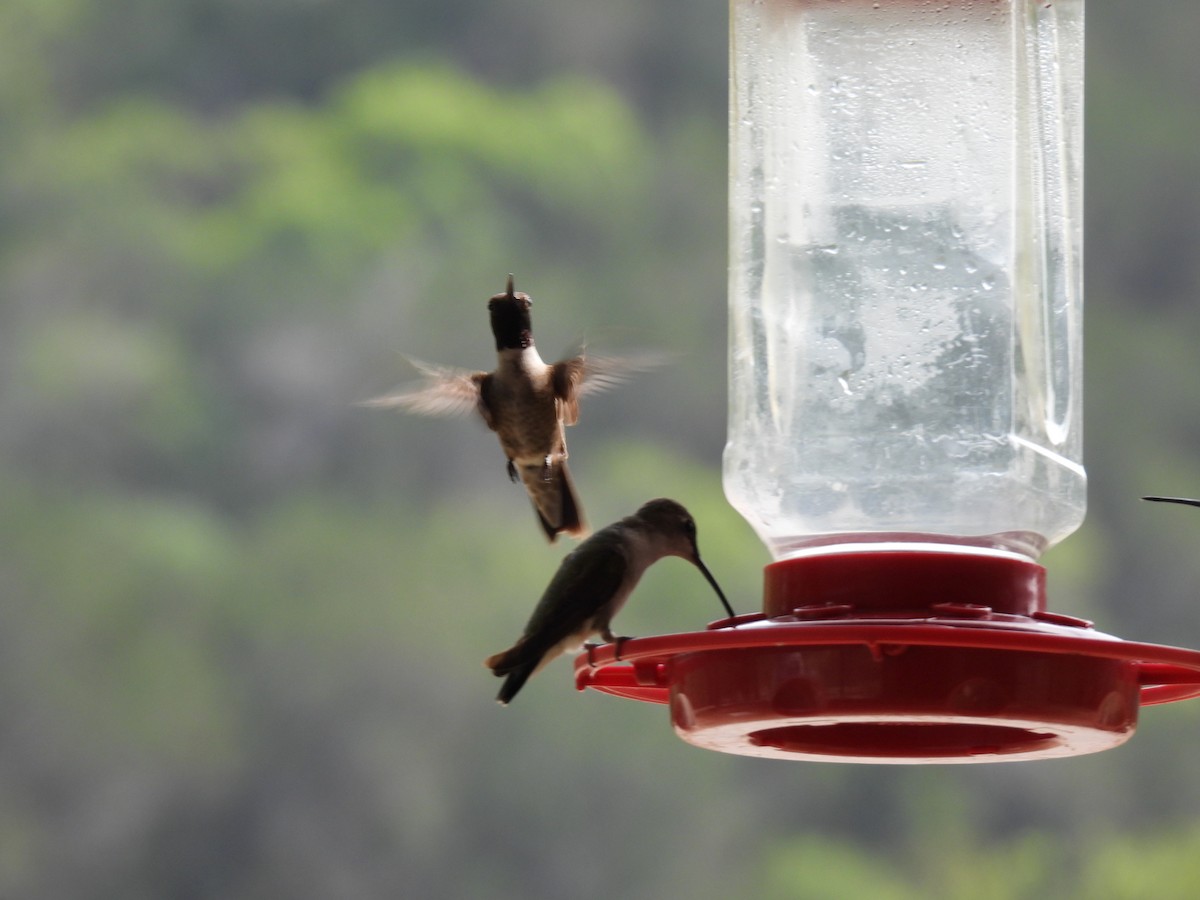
[
  {"x1": 1143, "y1": 496, "x2": 1200, "y2": 508},
  {"x1": 363, "y1": 275, "x2": 658, "y2": 542},
  {"x1": 485, "y1": 498, "x2": 736, "y2": 705}
]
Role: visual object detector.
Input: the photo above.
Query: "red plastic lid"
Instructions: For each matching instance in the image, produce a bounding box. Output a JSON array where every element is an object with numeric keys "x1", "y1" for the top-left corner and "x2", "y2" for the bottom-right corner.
[{"x1": 763, "y1": 550, "x2": 1045, "y2": 618}]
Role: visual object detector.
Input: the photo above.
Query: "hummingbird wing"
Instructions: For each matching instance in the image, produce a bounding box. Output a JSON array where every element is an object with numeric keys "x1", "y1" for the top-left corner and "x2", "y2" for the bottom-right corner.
[
  {"x1": 550, "y1": 351, "x2": 666, "y2": 425},
  {"x1": 359, "y1": 357, "x2": 490, "y2": 422},
  {"x1": 486, "y1": 533, "x2": 628, "y2": 676}
]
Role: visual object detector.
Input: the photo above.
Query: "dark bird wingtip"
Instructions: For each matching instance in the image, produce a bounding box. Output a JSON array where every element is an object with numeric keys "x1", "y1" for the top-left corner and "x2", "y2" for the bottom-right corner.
[{"x1": 1143, "y1": 495, "x2": 1200, "y2": 506}]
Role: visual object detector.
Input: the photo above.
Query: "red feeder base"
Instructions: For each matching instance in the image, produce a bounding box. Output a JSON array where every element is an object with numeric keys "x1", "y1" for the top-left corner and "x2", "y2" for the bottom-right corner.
[{"x1": 574, "y1": 551, "x2": 1200, "y2": 763}]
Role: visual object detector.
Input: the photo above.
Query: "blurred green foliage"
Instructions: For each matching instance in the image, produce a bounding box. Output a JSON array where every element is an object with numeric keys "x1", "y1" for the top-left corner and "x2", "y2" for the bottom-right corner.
[
  {"x1": 4, "y1": 0, "x2": 1200, "y2": 897},
  {"x1": 765, "y1": 823, "x2": 1200, "y2": 900}
]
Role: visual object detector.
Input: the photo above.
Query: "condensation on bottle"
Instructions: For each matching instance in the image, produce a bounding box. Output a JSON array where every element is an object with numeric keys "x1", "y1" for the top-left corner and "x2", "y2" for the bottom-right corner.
[{"x1": 724, "y1": 0, "x2": 1085, "y2": 561}]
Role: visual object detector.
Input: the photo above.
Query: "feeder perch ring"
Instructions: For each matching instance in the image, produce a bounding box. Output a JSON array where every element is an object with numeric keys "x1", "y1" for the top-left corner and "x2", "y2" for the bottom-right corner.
[
  {"x1": 573, "y1": 554, "x2": 1200, "y2": 763},
  {"x1": 575, "y1": 616, "x2": 1200, "y2": 763}
]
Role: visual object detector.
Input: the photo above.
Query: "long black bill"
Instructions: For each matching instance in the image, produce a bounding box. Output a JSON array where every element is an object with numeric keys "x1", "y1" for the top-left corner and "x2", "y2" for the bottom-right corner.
[
  {"x1": 1143, "y1": 496, "x2": 1200, "y2": 507},
  {"x1": 694, "y1": 556, "x2": 736, "y2": 619}
]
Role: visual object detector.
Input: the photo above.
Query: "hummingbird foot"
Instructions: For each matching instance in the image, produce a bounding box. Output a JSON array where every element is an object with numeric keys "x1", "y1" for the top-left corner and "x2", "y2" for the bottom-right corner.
[
  {"x1": 610, "y1": 635, "x2": 632, "y2": 660},
  {"x1": 506, "y1": 459, "x2": 518, "y2": 482},
  {"x1": 584, "y1": 635, "x2": 633, "y2": 661},
  {"x1": 596, "y1": 627, "x2": 633, "y2": 660}
]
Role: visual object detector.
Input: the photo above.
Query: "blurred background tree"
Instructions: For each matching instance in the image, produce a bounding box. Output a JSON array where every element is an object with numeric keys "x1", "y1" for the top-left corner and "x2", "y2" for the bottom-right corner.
[{"x1": 3, "y1": 0, "x2": 1200, "y2": 897}]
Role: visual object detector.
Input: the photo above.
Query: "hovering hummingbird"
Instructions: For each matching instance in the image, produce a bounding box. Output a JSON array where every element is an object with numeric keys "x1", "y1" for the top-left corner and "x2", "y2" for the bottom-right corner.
[
  {"x1": 1143, "y1": 496, "x2": 1200, "y2": 508},
  {"x1": 363, "y1": 275, "x2": 658, "y2": 542},
  {"x1": 485, "y1": 498, "x2": 736, "y2": 705}
]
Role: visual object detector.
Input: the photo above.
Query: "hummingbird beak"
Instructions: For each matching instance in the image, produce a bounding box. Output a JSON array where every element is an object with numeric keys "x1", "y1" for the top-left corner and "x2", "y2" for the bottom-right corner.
[
  {"x1": 692, "y1": 553, "x2": 736, "y2": 619},
  {"x1": 1144, "y1": 496, "x2": 1200, "y2": 507},
  {"x1": 505, "y1": 273, "x2": 515, "y2": 299}
]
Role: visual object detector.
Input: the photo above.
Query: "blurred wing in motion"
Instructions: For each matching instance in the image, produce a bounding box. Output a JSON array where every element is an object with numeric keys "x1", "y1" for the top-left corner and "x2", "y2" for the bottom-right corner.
[
  {"x1": 551, "y1": 350, "x2": 668, "y2": 425},
  {"x1": 360, "y1": 356, "x2": 488, "y2": 419},
  {"x1": 576, "y1": 351, "x2": 669, "y2": 397}
]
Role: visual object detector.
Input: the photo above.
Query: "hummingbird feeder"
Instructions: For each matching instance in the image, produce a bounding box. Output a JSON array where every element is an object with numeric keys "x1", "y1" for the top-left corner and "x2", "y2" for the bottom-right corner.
[{"x1": 575, "y1": 0, "x2": 1200, "y2": 762}]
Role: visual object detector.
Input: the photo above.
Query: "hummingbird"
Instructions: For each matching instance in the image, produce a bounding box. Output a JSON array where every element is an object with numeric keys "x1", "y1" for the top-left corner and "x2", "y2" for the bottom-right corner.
[
  {"x1": 485, "y1": 498, "x2": 736, "y2": 705},
  {"x1": 363, "y1": 275, "x2": 658, "y2": 542},
  {"x1": 1143, "y1": 496, "x2": 1200, "y2": 508}
]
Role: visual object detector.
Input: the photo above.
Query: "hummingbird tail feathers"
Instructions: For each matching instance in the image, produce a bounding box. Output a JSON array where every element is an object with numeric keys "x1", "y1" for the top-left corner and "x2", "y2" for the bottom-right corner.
[
  {"x1": 495, "y1": 664, "x2": 537, "y2": 705},
  {"x1": 557, "y1": 464, "x2": 587, "y2": 539},
  {"x1": 485, "y1": 645, "x2": 521, "y2": 674},
  {"x1": 523, "y1": 461, "x2": 588, "y2": 543},
  {"x1": 485, "y1": 641, "x2": 541, "y2": 706}
]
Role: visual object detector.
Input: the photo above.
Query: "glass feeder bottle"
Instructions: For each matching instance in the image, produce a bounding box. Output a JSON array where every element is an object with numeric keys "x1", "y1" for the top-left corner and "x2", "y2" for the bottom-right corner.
[
  {"x1": 578, "y1": 0, "x2": 1200, "y2": 766},
  {"x1": 725, "y1": 0, "x2": 1085, "y2": 562}
]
